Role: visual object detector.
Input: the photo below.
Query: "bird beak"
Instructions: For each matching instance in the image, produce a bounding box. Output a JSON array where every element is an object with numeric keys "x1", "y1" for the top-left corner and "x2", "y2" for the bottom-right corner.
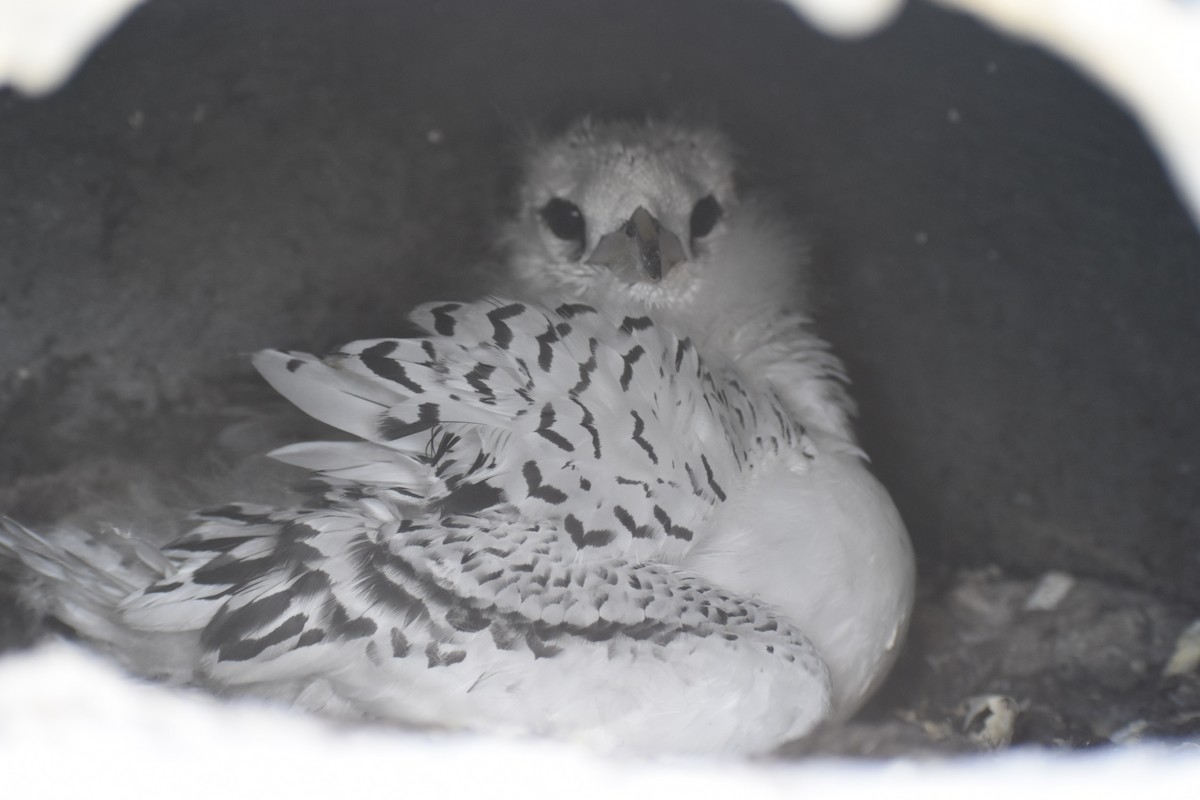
[{"x1": 586, "y1": 206, "x2": 687, "y2": 282}]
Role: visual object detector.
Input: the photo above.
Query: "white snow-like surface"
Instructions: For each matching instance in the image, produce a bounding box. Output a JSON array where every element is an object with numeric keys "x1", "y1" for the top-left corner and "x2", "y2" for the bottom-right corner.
[
  {"x1": 1, "y1": 643, "x2": 1199, "y2": 797},
  {"x1": 0, "y1": 0, "x2": 142, "y2": 95},
  {"x1": 780, "y1": 0, "x2": 905, "y2": 36}
]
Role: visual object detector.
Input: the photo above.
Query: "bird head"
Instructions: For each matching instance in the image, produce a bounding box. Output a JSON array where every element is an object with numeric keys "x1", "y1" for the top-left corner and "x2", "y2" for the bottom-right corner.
[
  {"x1": 503, "y1": 119, "x2": 796, "y2": 319},
  {"x1": 502, "y1": 119, "x2": 852, "y2": 446}
]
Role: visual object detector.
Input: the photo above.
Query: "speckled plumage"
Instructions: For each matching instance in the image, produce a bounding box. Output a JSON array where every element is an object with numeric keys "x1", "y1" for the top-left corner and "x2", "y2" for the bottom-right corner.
[{"x1": 0, "y1": 119, "x2": 914, "y2": 754}]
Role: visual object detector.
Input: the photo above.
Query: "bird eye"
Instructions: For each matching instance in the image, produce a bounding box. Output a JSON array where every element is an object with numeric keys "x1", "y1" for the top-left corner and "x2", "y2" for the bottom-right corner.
[
  {"x1": 539, "y1": 198, "x2": 586, "y2": 257},
  {"x1": 689, "y1": 195, "x2": 723, "y2": 241}
]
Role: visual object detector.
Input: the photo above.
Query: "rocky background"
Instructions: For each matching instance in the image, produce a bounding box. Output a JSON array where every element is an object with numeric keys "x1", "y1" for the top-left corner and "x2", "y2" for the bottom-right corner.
[{"x1": 1, "y1": 0, "x2": 1197, "y2": 754}]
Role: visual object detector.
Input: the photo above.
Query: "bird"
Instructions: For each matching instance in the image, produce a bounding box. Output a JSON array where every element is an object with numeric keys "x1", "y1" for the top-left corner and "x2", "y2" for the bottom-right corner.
[{"x1": 0, "y1": 119, "x2": 914, "y2": 755}]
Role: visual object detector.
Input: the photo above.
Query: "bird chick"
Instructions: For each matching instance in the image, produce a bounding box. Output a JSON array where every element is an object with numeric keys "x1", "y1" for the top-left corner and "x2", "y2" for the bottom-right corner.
[
  {"x1": 0, "y1": 119, "x2": 914, "y2": 753},
  {"x1": 505, "y1": 119, "x2": 856, "y2": 441},
  {"x1": 504, "y1": 119, "x2": 915, "y2": 720}
]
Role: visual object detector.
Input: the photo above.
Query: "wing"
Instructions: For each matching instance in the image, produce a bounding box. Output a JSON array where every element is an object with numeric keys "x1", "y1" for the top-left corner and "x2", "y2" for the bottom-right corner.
[
  {"x1": 120, "y1": 503, "x2": 830, "y2": 750},
  {"x1": 13, "y1": 295, "x2": 825, "y2": 750},
  {"x1": 254, "y1": 298, "x2": 807, "y2": 566}
]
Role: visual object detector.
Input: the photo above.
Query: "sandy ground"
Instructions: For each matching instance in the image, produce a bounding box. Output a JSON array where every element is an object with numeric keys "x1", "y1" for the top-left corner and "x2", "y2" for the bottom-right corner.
[{"x1": 0, "y1": 0, "x2": 1197, "y2": 754}]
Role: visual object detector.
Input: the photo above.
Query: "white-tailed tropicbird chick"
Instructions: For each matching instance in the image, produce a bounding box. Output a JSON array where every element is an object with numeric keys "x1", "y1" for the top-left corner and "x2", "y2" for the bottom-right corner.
[
  {"x1": 505, "y1": 120, "x2": 915, "y2": 720},
  {"x1": 0, "y1": 120, "x2": 914, "y2": 754}
]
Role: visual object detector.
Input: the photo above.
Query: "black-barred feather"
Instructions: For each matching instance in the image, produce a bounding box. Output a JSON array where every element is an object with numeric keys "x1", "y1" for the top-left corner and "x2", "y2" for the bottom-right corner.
[
  {"x1": 0, "y1": 120, "x2": 918, "y2": 756},
  {"x1": 252, "y1": 298, "x2": 807, "y2": 567},
  {"x1": 0, "y1": 298, "x2": 835, "y2": 763},
  {"x1": 0, "y1": 297, "x2": 817, "y2": 694}
]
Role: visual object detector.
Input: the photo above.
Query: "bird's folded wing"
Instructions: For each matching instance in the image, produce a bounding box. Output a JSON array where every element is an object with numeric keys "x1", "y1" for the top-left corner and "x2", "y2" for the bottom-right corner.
[{"x1": 248, "y1": 298, "x2": 803, "y2": 563}]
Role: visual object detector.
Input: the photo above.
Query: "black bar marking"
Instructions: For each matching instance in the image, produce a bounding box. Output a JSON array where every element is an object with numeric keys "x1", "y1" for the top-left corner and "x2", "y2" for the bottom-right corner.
[
  {"x1": 438, "y1": 481, "x2": 505, "y2": 515},
  {"x1": 426, "y1": 642, "x2": 468, "y2": 667},
  {"x1": 446, "y1": 604, "x2": 492, "y2": 633},
  {"x1": 535, "y1": 403, "x2": 574, "y2": 452},
  {"x1": 201, "y1": 591, "x2": 291, "y2": 650},
  {"x1": 192, "y1": 555, "x2": 275, "y2": 586},
  {"x1": 464, "y1": 362, "x2": 497, "y2": 403},
  {"x1": 674, "y1": 338, "x2": 691, "y2": 372},
  {"x1": 295, "y1": 628, "x2": 326, "y2": 648},
  {"x1": 430, "y1": 303, "x2": 462, "y2": 336},
  {"x1": 620, "y1": 315, "x2": 653, "y2": 334},
  {"x1": 526, "y1": 631, "x2": 564, "y2": 659},
  {"x1": 570, "y1": 397, "x2": 601, "y2": 459},
  {"x1": 391, "y1": 628, "x2": 410, "y2": 657},
  {"x1": 565, "y1": 514, "x2": 615, "y2": 549},
  {"x1": 654, "y1": 505, "x2": 694, "y2": 542},
  {"x1": 360, "y1": 341, "x2": 424, "y2": 393},
  {"x1": 631, "y1": 410, "x2": 658, "y2": 464},
  {"x1": 194, "y1": 504, "x2": 272, "y2": 524},
  {"x1": 379, "y1": 402, "x2": 440, "y2": 440},
  {"x1": 570, "y1": 338, "x2": 599, "y2": 396},
  {"x1": 523, "y1": 460, "x2": 568, "y2": 505},
  {"x1": 555, "y1": 303, "x2": 596, "y2": 318},
  {"x1": 614, "y1": 506, "x2": 654, "y2": 539},
  {"x1": 217, "y1": 613, "x2": 308, "y2": 663},
  {"x1": 701, "y1": 453, "x2": 727, "y2": 501},
  {"x1": 535, "y1": 323, "x2": 559, "y2": 372},
  {"x1": 166, "y1": 536, "x2": 252, "y2": 555},
  {"x1": 324, "y1": 598, "x2": 378, "y2": 640},
  {"x1": 486, "y1": 303, "x2": 526, "y2": 349},
  {"x1": 619, "y1": 345, "x2": 645, "y2": 392}
]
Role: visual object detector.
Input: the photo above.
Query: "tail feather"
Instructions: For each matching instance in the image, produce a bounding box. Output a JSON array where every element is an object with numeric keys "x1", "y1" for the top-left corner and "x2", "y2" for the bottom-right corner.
[
  {"x1": 267, "y1": 441, "x2": 429, "y2": 489},
  {"x1": 252, "y1": 349, "x2": 401, "y2": 441},
  {"x1": 0, "y1": 515, "x2": 215, "y2": 682},
  {"x1": 0, "y1": 515, "x2": 170, "y2": 644}
]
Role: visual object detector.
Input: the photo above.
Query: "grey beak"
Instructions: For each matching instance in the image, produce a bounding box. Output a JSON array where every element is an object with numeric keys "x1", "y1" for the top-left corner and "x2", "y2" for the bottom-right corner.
[{"x1": 586, "y1": 207, "x2": 687, "y2": 281}]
